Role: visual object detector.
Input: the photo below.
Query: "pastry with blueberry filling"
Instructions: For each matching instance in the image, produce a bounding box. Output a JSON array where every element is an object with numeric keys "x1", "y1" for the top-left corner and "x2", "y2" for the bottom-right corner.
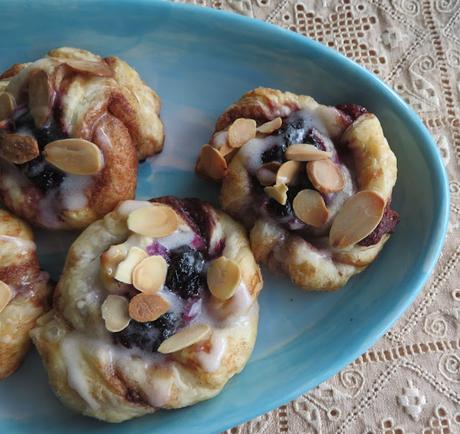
[
  {"x1": 31, "y1": 197, "x2": 262, "y2": 422},
  {"x1": 196, "y1": 87, "x2": 399, "y2": 291},
  {"x1": 0, "y1": 47, "x2": 164, "y2": 229},
  {"x1": 0, "y1": 209, "x2": 50, "y2": 379}
]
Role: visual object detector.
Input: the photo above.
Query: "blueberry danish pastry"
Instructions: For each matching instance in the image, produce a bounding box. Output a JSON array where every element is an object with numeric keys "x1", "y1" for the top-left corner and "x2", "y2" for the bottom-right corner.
[
  {"x1": 0, "y1": 209, "x2": 50, "y2": 379},
  {"x1": 196, "y1": 87, "x2": 399, "y2": 291},
  {"x1": 31, "y1": 197, "x2": 262, "y2": 422},
  {"x1": 0, "y1": 47, "x2": 164, "y2": 229}
]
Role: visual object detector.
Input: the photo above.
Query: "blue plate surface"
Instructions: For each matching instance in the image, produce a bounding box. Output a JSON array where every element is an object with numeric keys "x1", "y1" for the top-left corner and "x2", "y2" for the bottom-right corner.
[{"x1": 0, "y1": 1, "x2": 449, "y2": 433}]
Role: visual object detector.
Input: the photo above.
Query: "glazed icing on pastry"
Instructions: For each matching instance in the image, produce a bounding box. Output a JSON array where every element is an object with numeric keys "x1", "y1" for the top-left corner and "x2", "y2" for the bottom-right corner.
[
  {"x1": 0, "y1": 209, "x2": 50, "y2": 380},
  {"x1": 196, "y1": 87, "x2": 399, "y2": 291},
  {"x1": 0, "y1": 47, "x2": 164, "y2": 229},
  {"x1": 31, "y1": 197, "x2": 262, "y2": 422}
]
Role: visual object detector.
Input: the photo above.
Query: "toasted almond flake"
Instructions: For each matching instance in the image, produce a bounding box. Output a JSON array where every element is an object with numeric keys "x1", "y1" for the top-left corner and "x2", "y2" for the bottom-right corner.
[
  {"x1": 329, "y1": 190, "x2": 386, "y2": 248},
  {"x1": 285, "y1": 144, "x2": 332, "y2": 161},
  {"x1": 0, "y1": 132, "x2": 39, "y2": 164},
  {"x1": 100, "y1": 244, "x2": 128, "y2": 276},
  {"x1": 114, "y1": 247, "x2": 148, "y2": 284},
  {"x1": 292, "y1": 189, "x2": 329, "y2": 227},
  {"x1": 28, "y1": 69, "x2": 52, "y2": 128},
  {"x1": 128, "y1": 293, "x2": 170, "y2": 323},
  {"x1": 43, "y1": 138, "x2": 104, "y2": 175},
  {"x1": 65, "y1": 59, "x2": 113, "y2": 77},
  {"x1": 127, "y1": 204, "x2": 178, "y2": 238},
  {"x1": 219, "y1": 143, "x2": 237, "y2": 159},
  {"x1": 257, "y1": 117, "x2": 282, "y2": 135},
  {"x1": 306, "y1": 159, "x2": 345, "y2": 194},
  {"x1": 158, "y1": 323, "x2": 211, "y2": 354},
  {"x1": 276, "y1": 160, "x2": 302, "y2": 186},
  {"x1": 256, "y1": 162, "x2": 281, "y2": 186},
  {"x1": 101, "y1": 295, "x2": 131, "y2": 332},
  {"x1": 207, "y1": 256, "x2": 241, "y2": 301},
  {"x1": 228, "y1": 118, "x2": 257, "y2": 148},
  {"x1": 264, "y1": 183, "x2": 288, "y2": 205},
  {"x1": 0, "y1": 280, "x2": 13, "y2": 313},
  {"x1": 0, "y1": 92, "x2": 16, "y2": 121},
  {"x1": 132, "y1": 255, "x2": 168, "y2": 294},
  {"x1": 195, "y1": 144, "x2": 228, "y2": 181}
]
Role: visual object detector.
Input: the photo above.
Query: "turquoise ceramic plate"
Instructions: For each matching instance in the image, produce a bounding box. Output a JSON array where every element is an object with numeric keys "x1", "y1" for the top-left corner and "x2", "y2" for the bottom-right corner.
[{"x1": 0, "y1": 1, "x2": 449, "y2": 433}]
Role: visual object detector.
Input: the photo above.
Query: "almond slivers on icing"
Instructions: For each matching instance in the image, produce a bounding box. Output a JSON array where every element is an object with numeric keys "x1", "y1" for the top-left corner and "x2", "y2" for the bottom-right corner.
[
  {"x1": 207, "y1": 257, "x2": 241, "y2": 301},
  {"x1": 158, "y1": 324, "x2": 211, "y2": 354},
  {"x1": 127, "y1": 204, "x2": 178, "y2": 238},
  {"x1": 101, "y1": 295, "x2": 130, "y2": 332},
  {"x1": 329, "y1": 190, "x2": 385, "y2": 248}
]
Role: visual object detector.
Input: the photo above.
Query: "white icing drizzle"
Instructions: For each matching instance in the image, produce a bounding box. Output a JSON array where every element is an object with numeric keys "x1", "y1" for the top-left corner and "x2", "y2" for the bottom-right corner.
[
  {"x1": 157, "y1": 224, "x2": 195, "y2": 250},
  {"x1": 159, "y1": 288, "x2": 184, "y2": 317},
  {"x1": 60, "y1": 175, "x2": 91, "y2": 211},
  {"x1": 196, "y1": 333, "x2": 227, "y2": 372},
  {"x1": 225, "y1": 283, "x2": 253, "y2": 317},
  {"x1": 0, "y1": 235, "x2": 36, "y2": 252},
  {"x1": 61, "y1": 335, "x2": 100, "y2": 411},
  {"x1": 141, "y1": 375, "x2": 173, "y2": 407},
  {"x1": 212, "y1": 130, "x2": 228, "y2": 148},
  {"x1": 239, "y1": 135, "x2": 281, "y2": 174},
  {"x1": 37, "y1": 189, "x2": 61, "y2": 229}
]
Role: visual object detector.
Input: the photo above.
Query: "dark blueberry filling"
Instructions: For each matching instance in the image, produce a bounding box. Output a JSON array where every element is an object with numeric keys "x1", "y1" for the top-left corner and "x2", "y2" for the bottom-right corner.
[
  {"x1": 113, "y1": 312, "x2": 180, "y2": 353},
  {"x1": 112, "y1": 245, "x2": 209, "y2": 352},
  {"x1": 261, "y1": 145, "x2": 285, "y2": 164},
  {"x1": 261, "y1": 117, "x2": 327, "y2": 165},
  {"x1": 166, "y1": 246, "x2": 206, "y2": 299},
  {"x1": 336, "y1": 104, "x2": 368, "y2": 122},
  {"x1": 19, "y1": 156, "x2": 65, "y2": 192},
  {"x1": 11, "y1": 112, "x2": 67, "y2": 192},
  {"x1": 358, "y1": 205, "x2": 400, "y2": 246}
]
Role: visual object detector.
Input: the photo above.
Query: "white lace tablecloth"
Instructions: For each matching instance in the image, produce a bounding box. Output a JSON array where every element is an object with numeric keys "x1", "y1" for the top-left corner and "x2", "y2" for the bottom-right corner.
[{"x1": 175, "y1": 0, "x2": 460, "y2": 432}]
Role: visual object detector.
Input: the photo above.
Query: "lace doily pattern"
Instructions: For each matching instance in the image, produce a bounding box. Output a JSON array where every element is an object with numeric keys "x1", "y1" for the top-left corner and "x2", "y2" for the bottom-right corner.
[{"x1": 173, "y1": 0, "x2": 460, "y2": 432}]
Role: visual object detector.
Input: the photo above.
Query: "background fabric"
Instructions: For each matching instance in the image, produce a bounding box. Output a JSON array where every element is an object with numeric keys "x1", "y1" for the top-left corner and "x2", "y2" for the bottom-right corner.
[{"x1": 174, "y1": 0, "x2": 460, "y2": 432}]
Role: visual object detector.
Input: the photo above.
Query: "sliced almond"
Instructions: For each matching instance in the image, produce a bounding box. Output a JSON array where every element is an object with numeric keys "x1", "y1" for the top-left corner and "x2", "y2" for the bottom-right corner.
[
  {"x1": 207, "y1": 256, "x2": 241, "y2": 301},
  {"x1": 0, "y1": 91, "x2": 16, "y2": 121},
  {"x1": 0, "y1": 280, "x2": 13, "y2": 313},
  {"x1": 0, "y1": 132, "x2": 39, "y2": 164},
  {"x1": 195, "y1": 144, "x2": 228, "y2": 181},
  {"x1": 65, "y1": 59, "x2": 113, "y2": 77},
  {"x1": 257, "y1": 117, "x2": 282, "y2": 135},
  {"x1": 132, "y1": 255, "x2": 168, "y2": 294},
  {"x1": 329, "y1": 190, "x2": 386, "y2": 248},
  {"x1": 285, "y1": 144, "x2": 332, "y2": 161},
  {"x1": 306, "y1": 159, "x2": 345, "y2": 194},
  {"x1": 28, "y1": 69, "x2": 52, "y2": 128},
  {"x1": 219, "y1": 142, "x2": 237, "y2": 160},
  {"x1": 43, "y1": 138, "x2": 104, "y2": 175},
  {"x1": 264, "y1": 183, "x2": 288, "y2": 205},
  {"x1": 228, "y1": 118, "x2": 257, "y2": 148},
  {"x1": 276, "y1": 160, "x2": 302, "y2": 186},
  {"x1": 158, "y1": 323, "x2": 211, "y2": 354},
  {"x1": 292, "y1": 189, "x2": 329, "y2": 227},
  {"x1": 256, "y1": 162, "x2": 281, "y2": 186},
  {"x1": 127, "y1": 204, "x2": 178, "y2": 238},
  {"x1": 101, "y1": 295, "x2": 130, "y2": 332},
  {"x1": 114, "y1": 246, "x2": 148, "y2": 284},
  {"x1": 128, "y1": 293, "x2": 170, "y2": 323}
]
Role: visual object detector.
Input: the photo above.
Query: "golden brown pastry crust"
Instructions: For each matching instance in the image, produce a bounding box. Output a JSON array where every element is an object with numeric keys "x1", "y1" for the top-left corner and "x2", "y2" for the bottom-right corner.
[
  {"x1": 199, "y1": 87, "x2": 397, "y2": 291},
  {"x1": 31, "y1": 198, "x2": 262, "y2": 422},
  {"x1": 0, "y1": 47, "x2": 164, "y2": 229},
  {"x1": 0, "y1": 209, "x2": 50, "y2": 379}
]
